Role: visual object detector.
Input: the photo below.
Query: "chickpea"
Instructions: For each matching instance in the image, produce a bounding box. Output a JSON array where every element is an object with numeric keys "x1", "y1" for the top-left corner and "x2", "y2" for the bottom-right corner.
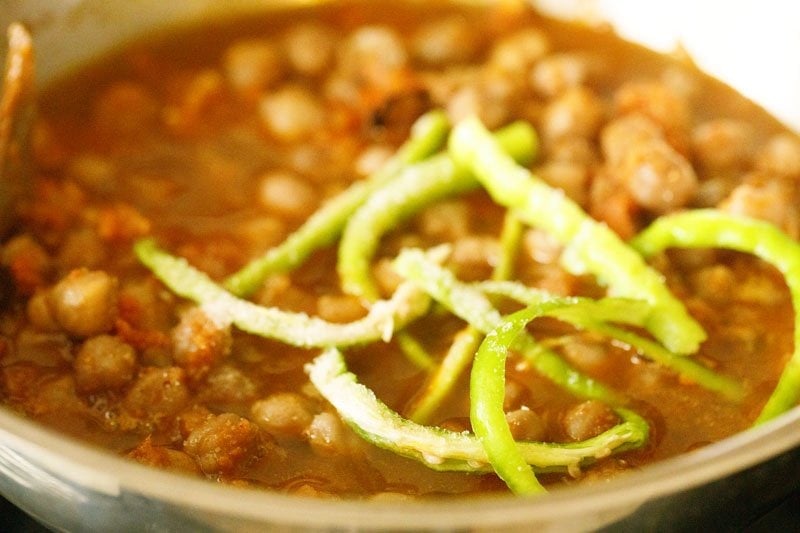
[
  {"x1": 563, "y1": 400, "x2": 619, "y2": 441},
  {"x1": 251, "y1": 392, "x2": 316, "y2": 438},
  {"x1": 48, "y1": 269, "x2": 119, "y2": 337},
  {"x1": 184, "y1": 413, "x2": 262, "y2": 474},
  {"x1": 74, "y1": 335, "x2": 138, "y2": 393}
]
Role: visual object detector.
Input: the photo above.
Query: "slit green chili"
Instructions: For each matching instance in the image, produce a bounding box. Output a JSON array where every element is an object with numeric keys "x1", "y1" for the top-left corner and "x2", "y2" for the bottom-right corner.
[
  {"x1": 396, "y1": 333, "x2": 436, "y2": 371},
  {"x1": 477, "y1": 280, "x2": 745, "y2": 401},
  {"x1": 134, "y1": 238, "x2": 430, "y2": 348},
  {"x1": 406, "y1": 327, "x2": 483, "y2": 424},
  {"x1": 337, "y1": 120, "x2": 538, "y2": 301},
  {"x1": 448, "y1": 116, "x2": 706, "y2": 355},
  {"x1": 222, "y1": 110, "x2": 450, "y2": 297},
  {"x1": 630, "y1": 209, "x2": 800, "y2": 423},
  {"x1": 337, "y1": 121, "x2": 534, "y2": 390},
  {"x1": 470, "y1": 299, "x2": 651, "y2": 494},
  {"x1": 307, "y1": 348, "x2": 648, "y2": 475},
  {"x1": 407, "y1": 212, "x2": 526, "y2": 424},
  {"x1": 393, "y1": 247, "x2": 627, "y2": 405},
  {"x1": 492, "y1": 214, "x2": 525, "y2": 282}
]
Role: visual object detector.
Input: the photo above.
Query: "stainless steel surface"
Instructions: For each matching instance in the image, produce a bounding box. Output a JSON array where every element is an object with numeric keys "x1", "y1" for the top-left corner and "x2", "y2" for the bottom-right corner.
[{"x1": 0, "y1": 1, "x2": 799, "y2": 531}]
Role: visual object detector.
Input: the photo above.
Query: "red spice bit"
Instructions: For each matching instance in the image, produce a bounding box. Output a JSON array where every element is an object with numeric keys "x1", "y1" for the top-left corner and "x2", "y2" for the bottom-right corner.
[
  {"x1": 0, "y1": 363, "x2": 45, "y2": 400},
  {"x1": 22, "y1": 178, "x2": 86, "y2": 234},
  {"x1": 96, "y1": 203, "x2": 152, "y2": 243},
  {"x1": 163, "y1": 69, "x2": 228, "y2": 136},
  {"x1": 127, "y1": 435, "x2": 201, "y2": 474},
  {"x1": 115, "y1": 318, "x2": 171, "y2": 351},
  {"x1": 3, "y1": 236, "x2": 50, "y2": 295},
  {"x1": 117, "y1": 293, "x2": 145, "y2": 328},
  {"x1": 176, "y1": 238, "x2": 247, "y2": 280}
]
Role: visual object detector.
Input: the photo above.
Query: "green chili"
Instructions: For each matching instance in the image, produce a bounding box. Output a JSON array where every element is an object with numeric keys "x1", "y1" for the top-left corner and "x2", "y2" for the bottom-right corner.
[
  {"x1": 492, "y1": 214, "x2": 525, "y2": 282},
  {"x1": 477, "y1": 280, "x2": 745, "y2": 401},
  {"x1": 134, "y1": 238, "x2": 430, "y2": 348},
  {"x1": 448, "y1": 116, "x2": 706, "y2": 355},
  {"x1": 407, "y1": 212, "x2": 526, "y2": 424},
  {"x1": 393, "y1": 247, "x2": 627, "y2": 405},
  {"x1": 396, "y1": 333, "x2": 436, "y2": 371},
  {"x1": 222, "y1": 110, "x2": 450, "y2": 297},
  {"x1": 406, "y1": 327, "x2": 483, "y2": 424},
  {"x1": 307, "y1": 348, "x2": 648, "y2": 475},
  {"x1": 471, "y1": 304, "x2": 547, "y2": 494},
  {"x1": 631, "y1": 209, "x2": 800, "y2": 423},
  {"x1": 338, "y1": 121, "x2": 537, "y2": 301}
]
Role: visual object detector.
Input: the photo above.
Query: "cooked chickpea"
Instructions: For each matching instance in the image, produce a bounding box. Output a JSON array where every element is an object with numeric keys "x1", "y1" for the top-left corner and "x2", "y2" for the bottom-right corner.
[
  {"x1": 337, "y1": 26, "x2": 408, "y2": 86},
  {"x1": 489, "y1": 27, "x2": 550, "y2": 74},
  {"x1": 124, "y1": 367, "x2": 190, "y2": 425},
  {"x1": 617, "y1": 141, "x2": 698, "y2": 214},
  {"x1": 251, "y1": 392, "x2": 316, "y2": 437},
  {"x1": 2, "y1": 234, "x2": 51, "y2": 296},
  {"x1": 258, "y1": 86, "x2": 325, "y2": 142},
  {"x1": 223, "y1": 39, "x2": 284, "y2": 97},
  {"x1": 171, "y1": 307, "x2": 232, "y2": 381},
  {"x1": 691, "y1": 119, "x2": 754, "y2": 171},
  {"x1": 316, "y1": 294, "x2": 367, "y2": 323},
  {"x1": 614, "y1": 80, "x2": 691, "y2": 140},
  {"x1": 412, "y1": 15, "x2": 478, "y2": 66},
  {"x1": 536, "y1": 160, "x2": 590, "y2": 206},
  {"x1": 128, "y1": 436, "x2": 200, "y2": 474},
  {"x1": 529, "y1": 53, "x2": 590, "y2": 98},
  {"x1": 560, "y1": 336, "x2": 608, "y2": 374},
  {"x1": 546, "y1": 136, "x2": 599, "y2": 166},
  {"x1": 449, "y1": 236, "x2": 500, "y2": 281},
  {"x1": 162, "y1": 69, "x2": 226, "y2": 134},
  {"x1": 602, "y1": 114, "x2": 698, "y2": 213},
  {"x1": 48, "y1": 269, "x2": 119, "y2": 337},
  {"x1": 601, "y1": 114, "x2": 663, "y2": 165},
  {"x1": 719, "y1": 176, "x2": 799, "y2": 238},
  {"x1": 416, "y1": 200, "x2": 470, "y2": 241},
  {"x1": 755, "y1": 133, "x2": 800, "y2": 179},
  {"x1": 283, "y1": 22, "x2": 336, "y2": 77},
  {"x1": 305, "y1": 411, "x2": 353, "y2": 457},
  {"x1": 522, "y1": 229, "x2": 563, "y2": 265},
  {"x1": 505, "y1": 408, "x2": 547, "y2": 442},
  {"x1": 202, "y1": 366, "x2": 259, "y2": 407},
  {"x1": 56, "y1": 228, "x2": 107, "y2": 270},
  {"x1": 184, "y1": 413, "x2": 262, "y2": 474},
  {"x1": 539, "y1": 87, "x2": 606, "y2": 142},
  {"x1": 67, "y1": 153, "x2": 117, "y2": 195},
  {"x1": 26, "y1": 290, "x2": 59, "y2": 331},
  {"x1": 74, "y1": 335, "x2": 138, "y2": 393},
  {"x1": 257, "y1": 170, "x2": 319, "y2": 219},
  {"x1": 563, "y1": 400, "x2": 619, "y2": 441},
  {"x1": 446, "y1": 78, "x2": 515, "y2": 130}
]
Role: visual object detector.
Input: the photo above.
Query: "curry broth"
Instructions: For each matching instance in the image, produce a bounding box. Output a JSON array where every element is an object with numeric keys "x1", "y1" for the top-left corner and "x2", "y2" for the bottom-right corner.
[{"x1": 1, "y1": 0, "x2": 796, "y2": 497}]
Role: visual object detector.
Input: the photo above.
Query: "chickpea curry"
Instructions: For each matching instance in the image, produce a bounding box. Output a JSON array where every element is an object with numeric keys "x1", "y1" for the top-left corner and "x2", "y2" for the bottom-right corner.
[{"x1": 1, "y1": 0, "x2": 800, "y2": 497}]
